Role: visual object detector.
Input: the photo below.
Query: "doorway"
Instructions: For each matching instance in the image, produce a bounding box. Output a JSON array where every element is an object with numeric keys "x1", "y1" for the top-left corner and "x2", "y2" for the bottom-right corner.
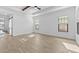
[
  {"x1": 0, "y1": 14, "x2": 13, "y2": 37},
  {"x1": 33, "y1": 18, "x2": 39, "y2": 33}
]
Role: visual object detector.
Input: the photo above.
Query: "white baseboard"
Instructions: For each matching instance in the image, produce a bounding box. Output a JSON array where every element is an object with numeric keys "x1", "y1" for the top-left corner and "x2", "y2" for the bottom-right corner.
[
  {"x1": 13, "y1": 32, "x2": 33, "y2": 37},
  {"x1": 37, "y1": 32, "x2": 75, "y2": 40},
  {"x1": 12, "y1": 31, "x2": 75, "y2": 40}
]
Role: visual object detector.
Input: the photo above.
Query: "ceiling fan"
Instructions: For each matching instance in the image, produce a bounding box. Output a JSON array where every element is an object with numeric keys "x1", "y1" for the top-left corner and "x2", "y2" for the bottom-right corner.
[{"x1": 22, "y1": 6, "x2": 41, "y2": 11}]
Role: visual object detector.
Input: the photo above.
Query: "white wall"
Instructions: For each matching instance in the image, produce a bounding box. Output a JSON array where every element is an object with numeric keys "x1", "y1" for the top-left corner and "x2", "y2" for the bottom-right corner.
[
  {"x1": 33, "y1": 7, "x2": 75, "y2": 39},
  {"x1": 0, "y1": 7, "x2": 33, "y2": 36},
  {"x1": 76, "y1": 7, "x2": 79, "y2": 44},
  {"x1": 13, "y1": 13, "x2": 33, "y2": 36}
]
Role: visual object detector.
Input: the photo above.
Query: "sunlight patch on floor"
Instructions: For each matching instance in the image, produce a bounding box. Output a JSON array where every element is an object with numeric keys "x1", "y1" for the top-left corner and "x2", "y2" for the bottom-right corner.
[
  {"x1": 22, "y1": 38, "x2": 28, "y2": 41},
  {"x1": 62, "y1": 42, "x2": 79, "y2": 52},
  {"x1": 28, "y1": 34, "x2": 35, "y2": 38}
]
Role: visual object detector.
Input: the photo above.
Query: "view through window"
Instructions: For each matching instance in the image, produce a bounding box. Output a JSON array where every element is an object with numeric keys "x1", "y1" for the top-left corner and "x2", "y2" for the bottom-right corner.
[{"x1": 58, "y1": 16, "x2": 68, "y2": 32}]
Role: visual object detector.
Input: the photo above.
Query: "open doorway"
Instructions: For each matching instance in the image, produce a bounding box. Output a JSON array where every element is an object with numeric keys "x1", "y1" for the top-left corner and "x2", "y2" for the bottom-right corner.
[
  {"x1": 0, "y1": 14, "x2": 13, "y2": 37},
  {"x1": 33, "y1": 18, "x2": 39, "y2": 33}
]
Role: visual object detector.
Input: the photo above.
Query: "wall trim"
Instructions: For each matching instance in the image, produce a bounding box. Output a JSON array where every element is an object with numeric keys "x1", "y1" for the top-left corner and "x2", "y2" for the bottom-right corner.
[{"x1": 37, "y1": 32, "x2": 75, "y2": 40}]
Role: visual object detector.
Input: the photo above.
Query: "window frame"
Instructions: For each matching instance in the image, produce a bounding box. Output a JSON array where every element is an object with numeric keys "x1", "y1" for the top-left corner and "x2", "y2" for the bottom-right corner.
[{"x1": 58, "y1": 16, "x2": 68, "y2": 32}]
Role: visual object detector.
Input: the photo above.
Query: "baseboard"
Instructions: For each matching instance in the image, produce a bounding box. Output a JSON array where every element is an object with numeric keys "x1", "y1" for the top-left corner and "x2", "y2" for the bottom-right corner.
[
  {"x1": 12, "y1": 32, "x2": 75, "y2": 40},
  {"x1": 13, "y1": 32, "x2": 33, "y2": 37},
  {"x1": 37, "y1": 32, "x2": 75, "y2": 40}
]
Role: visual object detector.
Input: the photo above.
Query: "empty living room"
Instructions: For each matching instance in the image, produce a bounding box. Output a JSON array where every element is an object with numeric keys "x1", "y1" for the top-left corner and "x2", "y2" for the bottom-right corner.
[{"x1": 0, "y1": 6, "x2": 79, "y2": 53}]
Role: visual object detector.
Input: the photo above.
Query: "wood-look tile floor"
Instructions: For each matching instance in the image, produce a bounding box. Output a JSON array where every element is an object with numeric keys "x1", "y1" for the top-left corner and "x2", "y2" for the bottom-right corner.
[{"x1": 0, "y1": 33, "x2": 78, "y2": 53}]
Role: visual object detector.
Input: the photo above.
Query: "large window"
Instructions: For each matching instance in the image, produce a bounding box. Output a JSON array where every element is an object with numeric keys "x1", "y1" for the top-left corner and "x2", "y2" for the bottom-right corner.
[{"x1": 58, "y1": 16, "x2": 68, "y2": 32}]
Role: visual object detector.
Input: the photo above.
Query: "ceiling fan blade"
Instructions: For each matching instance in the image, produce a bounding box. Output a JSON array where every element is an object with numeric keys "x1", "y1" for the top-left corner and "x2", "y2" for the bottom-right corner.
[
  {"x1": 22, "y1": 6, "x2": 30, "y2": 11},
  {"x1": 22, "y1": 6, "x2": 41, "y2": 11},
  {"x1": 34, "y1": 6, "x2": 41, "y2": 10}
]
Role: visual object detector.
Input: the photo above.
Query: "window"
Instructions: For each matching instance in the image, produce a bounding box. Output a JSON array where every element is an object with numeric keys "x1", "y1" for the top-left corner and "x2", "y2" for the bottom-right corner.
[{"x1": 58, "y1": 16, "x2": 68, "y2": 32}]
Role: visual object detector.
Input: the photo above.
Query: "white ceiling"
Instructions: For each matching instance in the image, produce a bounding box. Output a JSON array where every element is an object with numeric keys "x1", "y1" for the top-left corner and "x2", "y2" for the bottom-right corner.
[
  {"x1": 4, "y1": 6, "x2": 51, "y2": 14},
  {"x1": 0, "y1": 6, "x2": 61, "y2": 15},
  {"x1": 13, "y1": 6, "x2": 25, "y2": 9},
  {"x1": 12, "y1": 6, "x2": 49, "y2": 10}
]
